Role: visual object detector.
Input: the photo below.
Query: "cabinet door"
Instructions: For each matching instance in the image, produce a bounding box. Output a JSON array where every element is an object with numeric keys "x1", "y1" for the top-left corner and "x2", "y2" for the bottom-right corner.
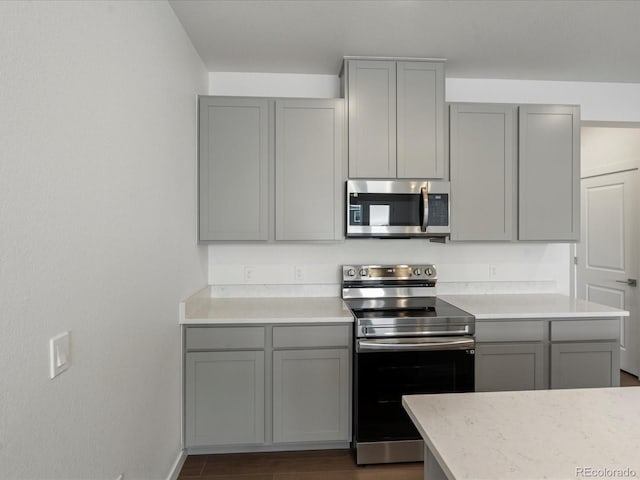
[
  {"x1": 397, "y1": 61, "x2": 445, "y2": 179},
  {"x1": 450, "y1": 103, "x2": 516, "y2": 240},
  {"x1": 185, "y1": 351, "x2": 265, "y2": 447},
  {"x1": 275, "y1": 99, "x2": 344, "y2": 240},
  {"x1": 519, "y1": 105, "x2": 580, "y2": 241},
  {"x1": 550, "y1": 342, "x2": 620, "y2": 389},
  {"x1": 475, "y1": 342, "x2": 547, "y2": 392},
  {"x1": 347, "y1": 60, "x2": 396, "y2": 178},
  {"x1": 199, "y1": 97, "x2": 270, "y2": 241},
  {"x1": 272, "y1": 349, "x2": 349, "y2": 443}
]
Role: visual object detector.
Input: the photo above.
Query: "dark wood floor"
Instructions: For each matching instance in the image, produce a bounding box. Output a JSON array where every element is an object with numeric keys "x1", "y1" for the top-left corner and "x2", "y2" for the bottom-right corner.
[
  {"x1": 178, "y1": 449, "x2": 422, "y2": 479},
  {"x1": 180, "y1": 371, "x2": 640, "y2": 480}
]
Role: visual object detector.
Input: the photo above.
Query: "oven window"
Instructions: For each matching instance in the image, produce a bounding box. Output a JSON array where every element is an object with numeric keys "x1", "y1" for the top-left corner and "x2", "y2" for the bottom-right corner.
[
  {"x1": 355, "y1": 349, "x2": 474, "y2": 442},
  {"x1": 348, "y1": 193, "x2": 420, "y2": 227}
]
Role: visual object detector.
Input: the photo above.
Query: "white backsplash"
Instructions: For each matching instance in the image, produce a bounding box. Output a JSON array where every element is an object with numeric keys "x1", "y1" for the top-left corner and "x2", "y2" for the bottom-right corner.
[{"x1": 208, "y1": 240, "x2": 572, "y2": 298}]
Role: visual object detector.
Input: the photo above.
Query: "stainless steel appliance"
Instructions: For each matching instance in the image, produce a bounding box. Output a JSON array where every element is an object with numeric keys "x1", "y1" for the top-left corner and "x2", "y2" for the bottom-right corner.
[
  {"x1": 342, "y1": 264, "x2": 475, "y2": 465},
  {"x1": 346, "y1": 180, "x2": 450, "y2": 238}
]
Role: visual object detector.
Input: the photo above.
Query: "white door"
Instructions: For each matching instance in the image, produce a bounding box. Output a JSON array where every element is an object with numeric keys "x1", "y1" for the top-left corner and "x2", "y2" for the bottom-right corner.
[{"x1": 577, "y1": 170, "x2": 638, "y2": 376}]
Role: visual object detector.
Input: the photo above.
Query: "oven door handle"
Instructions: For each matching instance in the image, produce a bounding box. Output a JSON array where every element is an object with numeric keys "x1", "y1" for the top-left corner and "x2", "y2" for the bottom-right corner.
[{"x1": 356, "y1": 337, "x2": 475, "y2": 352}]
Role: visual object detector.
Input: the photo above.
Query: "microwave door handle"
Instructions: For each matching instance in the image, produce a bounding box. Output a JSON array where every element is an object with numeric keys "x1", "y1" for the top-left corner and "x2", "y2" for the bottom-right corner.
[{"x1": 421, "y1": 186, "x2": 429, "y2": 232}]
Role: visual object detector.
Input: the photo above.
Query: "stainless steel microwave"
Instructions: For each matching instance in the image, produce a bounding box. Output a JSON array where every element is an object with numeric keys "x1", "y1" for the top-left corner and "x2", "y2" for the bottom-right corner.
[{"x1": 346, "y1": 180, "x2": 450, "y2": 238}]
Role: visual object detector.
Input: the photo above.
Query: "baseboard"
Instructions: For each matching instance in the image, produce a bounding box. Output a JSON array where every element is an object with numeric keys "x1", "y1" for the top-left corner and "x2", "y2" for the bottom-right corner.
[{"x1": 167, "y1": 449, "x2": 187, "y2": 480}]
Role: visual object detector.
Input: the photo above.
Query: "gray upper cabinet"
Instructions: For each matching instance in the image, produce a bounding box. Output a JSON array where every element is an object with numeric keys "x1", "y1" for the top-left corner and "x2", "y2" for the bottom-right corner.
[
  {"x1": 198, "y1": 96, "x2": 345, "y2": 242},
  {"x1": 346, "y1": 60, "x2": 396, "y2": 178},
  {"x1": 396, "y1": 61, "x2": 445, "y2": 179},
  {"x1": 199, "y1": 96, "x2": 269, "y2": 241},
  {"x1": 275, "y1": 99, "x2": 344, "y2": 241},
  {"x1": 345, "y1": 58, "x2": 445, "y2": 179},
  {"x1": 519, "y1": 105, "x2": 580, "y2": 241},
  {"x1": 449, "y1": 103, "x2": 517, "y2": 241}
]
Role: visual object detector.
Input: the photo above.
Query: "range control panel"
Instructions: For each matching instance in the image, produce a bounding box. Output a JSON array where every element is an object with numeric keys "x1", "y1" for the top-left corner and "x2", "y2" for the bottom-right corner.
[{"x1": 342, "y1": 264, "x2": 437, "y2": 281}]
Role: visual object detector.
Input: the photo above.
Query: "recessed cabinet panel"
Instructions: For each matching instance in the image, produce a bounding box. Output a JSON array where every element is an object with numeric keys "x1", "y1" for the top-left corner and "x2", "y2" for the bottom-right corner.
[
  {"x1": 275, "y1": 99, "x2": 344, "y2": 240},
  {"x1": 273, "y1": 348, "x2": 350, "y2": 443},
  {"x1": 185, "y1": 351, "x2": 265, "y2": 447},
  {"x1": 397, "y1": 61, "x2": 445, "y2": 178},
  {"x1": 450, "y1": 103, "x2": 516, "y2": 240},
  {"x1": 347, "y1": 60, "x2": 396, "y2": 178},
  {"x1": 475, "y1": 342, "x2": 546, "y2": 392},
  {"x1": 519, "y1": 105, "x2": 580, "y2": 241},
  {"x1": 550, "y1": 342, "x2": 619, "y2": 388},
  {"x1": 199, "y1": 97, "x2": 269, "y2": 241}
]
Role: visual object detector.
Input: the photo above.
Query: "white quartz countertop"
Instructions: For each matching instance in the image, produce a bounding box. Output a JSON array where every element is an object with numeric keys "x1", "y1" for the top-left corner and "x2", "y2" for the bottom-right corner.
[
  {"x1": 439, "y1": 293, "x2": 629, "y2": 319},
  {"x1": 403, "y1": 387, "x2": 640, "y2": 480},
  {"x1": 180, "y1": 290, "x2": 353, "y2": 325}
]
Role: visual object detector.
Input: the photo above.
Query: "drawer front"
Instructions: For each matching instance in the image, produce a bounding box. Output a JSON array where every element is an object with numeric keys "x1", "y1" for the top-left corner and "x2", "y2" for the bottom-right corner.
[
  {"x1": 551, "y1": 319, "x2": 620, "y2": 342},
  {"x1": 476, "y1": 320, "x2": 545, "y2": 342},
  {"x1": 185, "y1": 326, "x2": 265, "y2": 350},
  {"x1": 273, "y1": 325, "x2": 351, "y2": 349}
]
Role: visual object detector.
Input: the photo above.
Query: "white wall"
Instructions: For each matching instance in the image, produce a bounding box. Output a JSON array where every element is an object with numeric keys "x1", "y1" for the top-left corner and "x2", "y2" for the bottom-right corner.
[
  {"x1": 581, "y1": 125, "x2": 640, "y2": 176},
  {"x1": 0, "y1": 2, "x2": 207, "y2": 479},
  {"x1": 205, "y1": 73, "x2": 640, "y2": 297}
]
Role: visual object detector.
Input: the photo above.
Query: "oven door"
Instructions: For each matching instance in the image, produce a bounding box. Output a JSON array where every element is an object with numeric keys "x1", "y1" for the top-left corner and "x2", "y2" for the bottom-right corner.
[{"x1": 354, "y1": 336, "x2": 475, "y2": 444}]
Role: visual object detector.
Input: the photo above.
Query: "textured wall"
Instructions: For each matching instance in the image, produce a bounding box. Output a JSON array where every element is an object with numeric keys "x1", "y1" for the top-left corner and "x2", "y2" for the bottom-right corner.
[{"x1": 0, "y1": 1, "x2": 207, "y2": 478}]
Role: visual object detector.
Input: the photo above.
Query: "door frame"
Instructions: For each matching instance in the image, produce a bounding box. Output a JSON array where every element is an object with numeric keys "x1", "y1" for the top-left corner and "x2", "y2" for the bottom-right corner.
[{"x1": 575, "y1": 121, "x2": 640, "y2": 377}]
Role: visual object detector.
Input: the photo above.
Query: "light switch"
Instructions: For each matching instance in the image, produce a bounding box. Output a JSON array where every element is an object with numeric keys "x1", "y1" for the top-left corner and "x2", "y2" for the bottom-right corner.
[{"x1": 49, "y1": 331, "x2": 71, "y2": 379}]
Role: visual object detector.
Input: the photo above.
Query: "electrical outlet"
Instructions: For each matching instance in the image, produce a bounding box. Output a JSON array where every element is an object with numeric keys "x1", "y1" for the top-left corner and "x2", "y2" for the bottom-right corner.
[
  {"x1": 294, "y1": 265, "x2": 304, "y2": 282},
  {"x1": 489, "y1": 264, "x2": 498, "y2": 278},
  {"x1": 244, "y1": 266, "x2": 255, "y2": 282},
  {"x1": 49, "y1": 331, "x2": 71, "y2": 379}
]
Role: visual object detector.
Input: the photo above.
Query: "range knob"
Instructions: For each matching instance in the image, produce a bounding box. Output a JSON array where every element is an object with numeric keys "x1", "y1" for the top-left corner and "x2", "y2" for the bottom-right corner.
[
  {"x1": 413, "y1": 268, "x2": 422, "y2": 276},
  {"x1": 359, "y1": 269, "x2": 368, "y2": 276},
  {"x1": 425, "y1": 267, "x2": 434, "y2": 276},
  {"x1": 347, "y1": 268, "x2": 356, "y2": 277}
]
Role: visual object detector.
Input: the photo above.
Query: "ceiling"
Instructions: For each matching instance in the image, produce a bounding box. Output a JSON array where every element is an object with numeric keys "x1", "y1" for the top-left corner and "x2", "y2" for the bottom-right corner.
[{"x1": 169, "y1": 0, "x2": 640, "y2": 84}]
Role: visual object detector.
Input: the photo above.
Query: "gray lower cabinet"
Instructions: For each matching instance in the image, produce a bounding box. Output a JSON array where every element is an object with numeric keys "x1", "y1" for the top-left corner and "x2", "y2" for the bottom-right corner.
[
  {"x1": 449, "y1": 103, "x2": 517, "y2": 241},
  {"x1": 519, "y1": 104, "x2": 580, "y2": 241},
  {"x1": 343, "y1": 58, "x2": 445, "y2": 179},
  {"x1": 185, "y1": 350, "x2": 265, "y2": 447},
  {"x1": 475, "y1": 342, "x2": 546, "y2": 392},
  {"x1": 272, "y1": 348, "x2": 349, "y2": 443},
  {"x1": 198, "y1": 96, "x2": 344, "y2": 242},
  {"x1": 549, "y1": 318, "x2": 620, "y2": 388},
  {"x1": 184, "y1": 324, "x2": 351, "y2": 452},
  {"x1": 550, "y1": 342, "x2": 620, "y2": 389},
  {"x1": 475, "y1": 317, "x2": 620, "y2": 392}
]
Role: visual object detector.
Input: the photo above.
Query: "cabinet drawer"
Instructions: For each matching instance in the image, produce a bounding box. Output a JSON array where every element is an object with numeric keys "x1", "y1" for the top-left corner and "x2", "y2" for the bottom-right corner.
[
  {"x1": 550, "y1": 319, "x2": 619, "y2": 342},
  {"x1": 185, "y1": 326, "x2": 265, "y2": 350},
  {"x1": 476, "y1": 320, "x2": 545, "y2": 342},
  {"x1": 273, "y1": 325, "x2": 351, "y2": 349}
]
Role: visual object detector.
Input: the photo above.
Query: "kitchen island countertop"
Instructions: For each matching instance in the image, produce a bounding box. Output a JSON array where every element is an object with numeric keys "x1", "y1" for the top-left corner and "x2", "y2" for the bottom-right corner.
[
  {"x1": 403, "y1": 387, "x2": 640, "y2": 480},
  {"x1": 439, "y1": 293, "x2": 629, "y2": 320}
]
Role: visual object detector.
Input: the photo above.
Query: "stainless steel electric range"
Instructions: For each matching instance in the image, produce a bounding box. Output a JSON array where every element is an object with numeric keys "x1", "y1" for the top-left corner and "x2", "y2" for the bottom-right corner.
[{"x1": 342, "y1": 264, "x2": 475, "y2": 465}]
